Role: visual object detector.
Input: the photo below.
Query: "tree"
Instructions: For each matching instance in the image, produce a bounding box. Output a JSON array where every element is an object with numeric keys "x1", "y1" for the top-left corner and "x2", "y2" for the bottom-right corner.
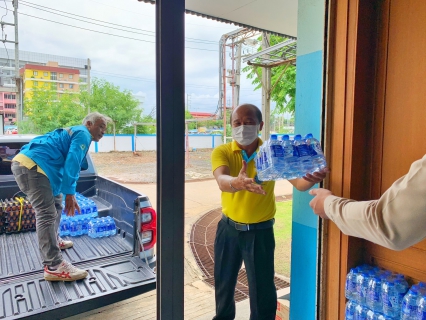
[
  {"x1": 80, "y1": 78, "x2": 144, "y2": 133},
  {"x1": 20, "y1": 87, "x2": 85, "y2": 134},
  {"x1": 243, "y1": 35, "x2": 296, "y2": 115}
]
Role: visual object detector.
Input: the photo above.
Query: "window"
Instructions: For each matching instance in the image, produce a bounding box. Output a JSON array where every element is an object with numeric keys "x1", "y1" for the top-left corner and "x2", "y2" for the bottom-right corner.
[
  {"x1": 51, "y1": 72, "x2": 57, "y2": 80},
  {"x1": 69, "y1": 84, "x2": 74, "y2": 89},
  {"x1": 43, "y1": 72, "x2": 48, "y2": 77},
  {"x1": 5, "y1": 94, "x2": 15, "y2": 99},
  {"x1": 0, "y1": 142, "x2": 25, "y2": 175},
  {"x1": 59, "y1": 83, "x2": 64, "y2": 88},
  {"x1": 33, "y1": 71, "x2": 38, "y2": 76},
  {"x1": 59, "y1": 73, "x2": 63, "y2": 78},
  {"x1": 5, "y1": 104, "x2": 15, "y2": 109},
  {"x1": 33, "y1": 81, "x2": 38, "y2": 86},
  {"x1": 68, "y1": 74, "x2": 73, "y2": 79}
]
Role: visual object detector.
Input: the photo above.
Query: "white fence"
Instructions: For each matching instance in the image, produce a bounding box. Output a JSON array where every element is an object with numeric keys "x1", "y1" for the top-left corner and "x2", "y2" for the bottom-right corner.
[{"x1": 89, "y1": 134, "x2": 224, "y2": 153}]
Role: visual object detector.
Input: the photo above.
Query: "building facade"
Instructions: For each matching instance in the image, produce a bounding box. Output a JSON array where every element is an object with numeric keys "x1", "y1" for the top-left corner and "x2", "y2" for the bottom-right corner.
[
  {"x1": 0, "y1": 92, "x2": 17, "y2": 124},
  {"x1": 0, "y1": 49, "x2": 89, "y2": 123},
  {"x1": 20, "y1": 61, "x2": 81, "y2": 100}
]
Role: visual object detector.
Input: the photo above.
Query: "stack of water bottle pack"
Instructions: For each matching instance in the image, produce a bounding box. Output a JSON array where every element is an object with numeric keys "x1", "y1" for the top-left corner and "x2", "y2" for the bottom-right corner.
[
  {"x1": 59, "y1": 192, "x2": 117, "y2": 239},
  {"x1": 255, "y1": 133, "x2": 327, "y2": 181},
  {"x1": 345, "y1": 264, "x2": 426, "y2": 319}
]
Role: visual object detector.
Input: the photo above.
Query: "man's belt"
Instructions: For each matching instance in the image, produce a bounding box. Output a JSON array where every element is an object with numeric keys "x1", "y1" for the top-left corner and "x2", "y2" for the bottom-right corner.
[{"x1": 221, "y1": 214, "x2": 274, "y2": 232}]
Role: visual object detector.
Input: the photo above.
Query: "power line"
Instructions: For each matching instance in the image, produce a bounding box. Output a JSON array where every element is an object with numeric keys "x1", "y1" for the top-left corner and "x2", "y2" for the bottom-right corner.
[
  {"x1": 20, "y1": 0, "x2": 218, "y2": 45},
  {"x1": 84, "y1": 0, "x2": 237, "y2": 31},
  {"x1": 0, "y1": 6, "x2": 219, "y2": 52},
  {"x1": 91, "y1": 70, "x2": 221, "y2": 89}
]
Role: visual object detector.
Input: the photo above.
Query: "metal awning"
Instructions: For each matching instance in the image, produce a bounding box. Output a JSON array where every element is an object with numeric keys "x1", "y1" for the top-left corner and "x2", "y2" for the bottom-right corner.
[{"x1": 138, "y1": 0, "x2": 298, "y2": 37}]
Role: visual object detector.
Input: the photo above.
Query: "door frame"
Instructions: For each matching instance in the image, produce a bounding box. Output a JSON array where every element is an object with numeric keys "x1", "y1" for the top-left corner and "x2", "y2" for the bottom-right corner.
[{"x1": 320, "y1": 0, "x2": 382, "y2": 318}]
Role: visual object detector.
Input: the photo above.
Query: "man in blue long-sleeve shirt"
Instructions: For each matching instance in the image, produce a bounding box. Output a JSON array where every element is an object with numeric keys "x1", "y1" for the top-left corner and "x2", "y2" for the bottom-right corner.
[{"x1": 12, "y1": 112, "x2": 111, "y2": 281}]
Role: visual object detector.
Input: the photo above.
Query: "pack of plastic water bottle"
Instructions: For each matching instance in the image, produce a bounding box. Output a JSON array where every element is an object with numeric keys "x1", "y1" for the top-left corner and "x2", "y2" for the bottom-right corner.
[
  {"x1": 58, "y1": 192, "x2": 100, "y2": 237},
  {"x1": 87, "y1": 217, "x2": 117, "y2": 238},
  {"x1": 61, "y1": 192, "x2": 98, "y2": 217},
  {"x1": 255, "y1": 133, "x2": 327, "y2": 181},
  {"x1": 344, "y1": 263, "x2": 426, "y2": 320}
]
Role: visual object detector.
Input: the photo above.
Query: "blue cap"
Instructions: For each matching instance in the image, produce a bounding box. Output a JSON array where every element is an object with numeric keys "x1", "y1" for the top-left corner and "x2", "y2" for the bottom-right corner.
[
  {"x1": 305, "y1": 133, "x2": 313, "y2": 138},
  {"x1": 294, "y1": 134, "x2": 302, "y2": 140},
  {"x1": 282, "y1": 134, "x2": 289, "y2": 141},
  {"x1": 270, "y1": 134, "x2": 278, "y2": 140}
]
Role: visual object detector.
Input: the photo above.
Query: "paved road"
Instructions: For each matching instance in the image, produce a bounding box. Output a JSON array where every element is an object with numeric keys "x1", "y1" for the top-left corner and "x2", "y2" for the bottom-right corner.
[{"x1": 65, "y1": 179, "x2": 294, "y2": 320}]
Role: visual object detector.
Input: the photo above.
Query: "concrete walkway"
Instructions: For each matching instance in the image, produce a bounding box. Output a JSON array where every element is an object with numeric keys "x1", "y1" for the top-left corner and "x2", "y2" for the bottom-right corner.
[{"x1": 64, "y1": 179, "x2": 293, "y2": 320}]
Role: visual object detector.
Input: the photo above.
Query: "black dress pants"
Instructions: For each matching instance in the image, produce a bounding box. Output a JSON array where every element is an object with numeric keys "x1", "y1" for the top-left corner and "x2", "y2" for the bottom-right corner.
[{"x1": 213, "y1": 219, "x2": 277, "y2": 320}]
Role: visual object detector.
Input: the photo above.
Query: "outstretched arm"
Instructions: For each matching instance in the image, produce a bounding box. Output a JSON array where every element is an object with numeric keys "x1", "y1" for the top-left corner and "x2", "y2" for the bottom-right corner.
[
  {"x1": 309, "y1": 155, "x2": 426, "y2": 251},
  {"x1": 213, "y1": 160, "x2": 266, "y2": 195}
]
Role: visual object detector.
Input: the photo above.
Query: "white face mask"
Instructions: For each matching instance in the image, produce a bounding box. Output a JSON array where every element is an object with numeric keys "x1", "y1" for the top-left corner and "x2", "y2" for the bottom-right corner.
[{"x1": 232, "y1": 124, "x2": 259, "y2": 146}]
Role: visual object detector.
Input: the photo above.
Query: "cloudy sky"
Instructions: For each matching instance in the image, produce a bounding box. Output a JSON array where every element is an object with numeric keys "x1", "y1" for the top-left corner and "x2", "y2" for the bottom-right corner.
[{"x1": 1, "y1": 0, "x2": 267, "y2": 116}]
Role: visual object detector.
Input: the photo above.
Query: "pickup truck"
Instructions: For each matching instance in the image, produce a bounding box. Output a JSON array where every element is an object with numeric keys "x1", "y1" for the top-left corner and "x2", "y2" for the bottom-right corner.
[{"x1": 0, "y1": 135, "x2": 157, "y2": 319}]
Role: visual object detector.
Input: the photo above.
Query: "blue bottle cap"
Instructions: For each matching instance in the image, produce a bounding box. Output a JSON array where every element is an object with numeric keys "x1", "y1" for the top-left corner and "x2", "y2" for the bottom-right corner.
[
  {"x1": 294, "y1": 134, "x2": 302, "y2": 140},
  {"x1": 270, "y1": 134, "x2": 278, "y2": 140},
  {"x1": 305, "y1": 133, "x2": 313, "y2": 138},
  {"x1": 282, "y1": 134, "x2": 289, "y2": 141}
]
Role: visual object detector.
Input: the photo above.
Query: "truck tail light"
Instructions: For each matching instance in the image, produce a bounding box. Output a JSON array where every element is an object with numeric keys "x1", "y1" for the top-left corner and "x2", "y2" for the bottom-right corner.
[{"x1": 140, "y1": 207, "x2": 156, "y2": 251}]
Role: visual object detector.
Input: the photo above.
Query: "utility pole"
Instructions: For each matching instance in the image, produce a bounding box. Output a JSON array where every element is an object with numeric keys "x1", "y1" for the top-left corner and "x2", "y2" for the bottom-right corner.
[
  {"x1": 13, "y1": 0, "x2": 20, "y2": 122},
  {"x1": 261, "y1": 32, "x2": 271, "y2": 141}
]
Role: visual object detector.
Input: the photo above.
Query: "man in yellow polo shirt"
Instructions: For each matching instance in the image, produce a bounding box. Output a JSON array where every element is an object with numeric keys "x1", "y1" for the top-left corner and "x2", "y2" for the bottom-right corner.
[{"x1": 211, "y1": 104, "x2": 328, "y2": 319}]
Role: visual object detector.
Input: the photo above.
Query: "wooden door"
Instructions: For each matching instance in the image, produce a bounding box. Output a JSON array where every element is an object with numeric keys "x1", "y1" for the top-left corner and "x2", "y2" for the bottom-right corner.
[
  {"x1": 322, "y1": 0, "x2": 426, "y2": 319},
  {"x1": 366, "y1": 0, "x2": 426, "y2": 282}
]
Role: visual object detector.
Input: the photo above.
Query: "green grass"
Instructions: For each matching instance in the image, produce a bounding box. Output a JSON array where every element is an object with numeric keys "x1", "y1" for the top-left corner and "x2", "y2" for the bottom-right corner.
[{"x1": 274, "y1": 200, "x2": 292, "y2": 277}]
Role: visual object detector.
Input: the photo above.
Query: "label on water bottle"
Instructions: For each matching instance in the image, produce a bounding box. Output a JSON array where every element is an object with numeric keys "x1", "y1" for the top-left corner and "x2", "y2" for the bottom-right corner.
[
  {"x1": 295, "y1": 145, "x2": 311, "y2": 157},
  {"x1": 271, "y1": 145, "x2": 284, "y2": 157}
]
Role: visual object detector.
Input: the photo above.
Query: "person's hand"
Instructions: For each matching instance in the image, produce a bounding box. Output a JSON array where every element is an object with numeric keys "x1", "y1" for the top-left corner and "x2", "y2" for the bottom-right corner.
[
  {"x1": 302, "y1": 167, "x2": 330, "y2": 184},
  {"x1": 232, "y1": 160, "x2": 266, "y2": 195},
  {"x1": 64, "y1": 194, "x2": 80, "y2": 217},
  {"x1": 309, "y1": 188, "x2": 333, "y2": 219}
]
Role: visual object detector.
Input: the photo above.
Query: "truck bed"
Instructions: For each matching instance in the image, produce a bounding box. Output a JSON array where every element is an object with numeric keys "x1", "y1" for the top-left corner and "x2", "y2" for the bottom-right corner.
[
  {"x1": 0, "y1": 181, "x2": 156, "y2": 319},
  {"x1": 0, "y1": 232, "x2": 133, "y2": 280}
]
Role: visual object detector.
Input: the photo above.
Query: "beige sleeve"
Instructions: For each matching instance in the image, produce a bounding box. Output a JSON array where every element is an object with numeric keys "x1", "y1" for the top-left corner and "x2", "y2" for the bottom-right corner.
[{"x1": 324, "y1": 154, "x2": 426, "y2": 251}]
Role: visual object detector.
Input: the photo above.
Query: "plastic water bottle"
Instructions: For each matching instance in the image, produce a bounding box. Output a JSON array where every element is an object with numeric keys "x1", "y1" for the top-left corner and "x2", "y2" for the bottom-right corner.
[
  {"x1": 69, "y1": 217, "x2": 78, "y2": 237},
  {"x1": 81, "y1": 216, "x2": 90, "y2": 235},
  {"x1": 417, "y1": 293, "x2": 426, "y2": 320},
  {"x1": 99, "y1": 218, "x2": 107, "y2": 237},
  {"x1": 281, "y1": 135, "x2": 298, "y2": 180},
  {"x1": 305, "y1": 133, "x2": 327, "y2": 172},
  {"x1": 76, "y1": 216, "x2": 83, "y2": 236},
  {"x1": 395, "y1": 275, "x2": 409, "y2": 317},
  {"x1": 294, "y1": 134, "x2": 312, "y2": 171},
  {"x1": 357, "y1": 271, "x2": 370, "y2": 306},
  {"x1": 354, "y1": 303, "x2": 368, "y2": 320},
  {"x1": 401, "y1": 285, "x2": 420, "y2": 319},
  {"x1": 381, "y1": 276, "x2": 398, "y2": 318},
  {"x1": 345, "y1": 300, "x2": 357, "y2": 320},
  {"x1": 287, "y1": 135, "x2": 302, "y2": 178},
  {"x1": 106, "y1": 216, "x2": 117, "y2": 236},
  {"x1": 255, "y1": 146, "x2": 272, "y2": 181},
  {"x1": 367, "y1": 275, "x2": 383, "y2": 312},
  {"x1": 88, "y1": 219, "x2": 97, "y2": 238},
  {"x1": 346, "y1": 267, "x2": 360, "y2": 301},
  {"x1": 89, "y1": 200, "x2": 98, "y2": 217},
  {"x1": 59, "y1": 216, "x2": 70, "y2": 237},
  {"x1": 268, "y1": 134, "x2": 284, "y2": 179}
]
